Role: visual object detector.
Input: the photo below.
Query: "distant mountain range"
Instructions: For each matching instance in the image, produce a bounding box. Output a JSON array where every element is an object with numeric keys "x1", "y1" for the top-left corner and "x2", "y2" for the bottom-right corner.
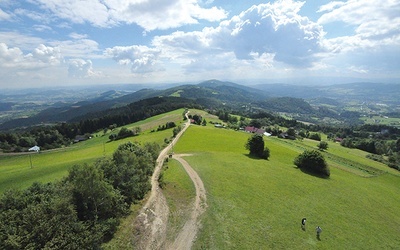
[{"x1": 1, "y1": 80, "x2": 399, "y2": 130}]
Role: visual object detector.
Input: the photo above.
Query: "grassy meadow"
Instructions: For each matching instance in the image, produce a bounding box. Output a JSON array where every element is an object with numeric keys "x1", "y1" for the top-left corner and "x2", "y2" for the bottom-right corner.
[
  {"x1": 168, "y1": 125, "x2": 400, "y2": 249},
  {"x1": 1, "y1": 108, "x2": 399, "y2": 249},
  {"x1": 0, "y1": 109, "x2": 188, "y2": 193}
]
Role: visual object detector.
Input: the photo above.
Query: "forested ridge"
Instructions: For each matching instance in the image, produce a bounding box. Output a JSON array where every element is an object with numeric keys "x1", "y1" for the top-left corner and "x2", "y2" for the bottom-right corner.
[{"x1": 0, "y1": 96, "x2": 199, "y2": 152}]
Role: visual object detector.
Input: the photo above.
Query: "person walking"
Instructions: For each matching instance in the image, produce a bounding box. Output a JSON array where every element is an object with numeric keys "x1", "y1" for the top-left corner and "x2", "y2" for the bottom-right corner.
[
  {"x1": 316, "y1": 226, "x2": 322, "y2": 239},
  {"x1": 301, "y1": 218, "x2": 306, "y2": 230}
]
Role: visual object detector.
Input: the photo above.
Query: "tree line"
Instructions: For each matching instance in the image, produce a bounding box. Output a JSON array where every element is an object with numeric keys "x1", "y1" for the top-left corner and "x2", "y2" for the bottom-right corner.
[
  {"x1": 0, "y1": 141, "x2": 160, "y2": 249},
  {"x1": 213, "y1": 108, "x2": 400, "y2": 171},
  {"x1": 0, "y1": 97, "x2": 199, "y2": 153}
]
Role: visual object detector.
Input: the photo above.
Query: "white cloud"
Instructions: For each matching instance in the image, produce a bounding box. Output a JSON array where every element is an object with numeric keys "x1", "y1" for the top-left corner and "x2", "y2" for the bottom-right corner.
[
  {"x1": 151, "y1": 0, "x2": 324, "y2": 70},
  {"x1": 317, "y1": 1, "x2": 345, "y2": 13},
  {"x1": 49, "y1": 38, "x2": 101, "y2": 59},
  {"x1": 0, "y1": 43, "x2": 24, "y2": 66},
  {"x1": 105, "y1": 45, "x2": 163, "y2": 73},
  {"x1": 68, "y1": 59, "x2": 101, "y2": 78},
  {"x1": 0, "y1": 32, "x2": 45, "y2": 51},
  {"x1": 33, "y1": 24, "x2": 52, "y2": 32},
  {"x1": 26, "y1": 0, "x2": 227, "y2": 30},
  {"x1": 317, "y1": 0, "x2": 400, "y2": 76},
  {"x1": 31, "y1": 44, "x2": 62, "y2": 65},
  {"x1": 69, "y1": 32, "x2": 88, "y2": 39},
  {"x1": 29, "y1": 0, "x2": 114, "y2": 27},
  {"x1": 0, "y1": 43, "x2": 61, "y2": 68},
  {"x1": 318, "y1": 0, "x2": 400, "y2": 42},
  {"x1": 0, "y1": 8, "x2": 12, "y2": 20}
]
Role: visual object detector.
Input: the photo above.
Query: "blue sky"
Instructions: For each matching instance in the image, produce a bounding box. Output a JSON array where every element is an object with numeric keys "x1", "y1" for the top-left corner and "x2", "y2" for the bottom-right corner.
[{"x1": 0, "y1": 0, "x2": 399, "y2": 88}]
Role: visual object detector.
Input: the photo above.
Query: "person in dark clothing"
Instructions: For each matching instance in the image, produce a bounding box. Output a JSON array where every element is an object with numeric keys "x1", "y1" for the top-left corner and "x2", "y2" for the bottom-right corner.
[{"x1": 301, "y1": 217, "x2": 306, "y2": 230}]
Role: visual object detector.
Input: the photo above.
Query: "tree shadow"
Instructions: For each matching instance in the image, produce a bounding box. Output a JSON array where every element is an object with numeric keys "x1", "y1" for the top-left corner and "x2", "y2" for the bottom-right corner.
[
  {"x1": 294, "y1": 166, "x2": 330, "y2": 179},
  {"x1": 244, "y1": 153, "x2": 269, "y2": 161}
]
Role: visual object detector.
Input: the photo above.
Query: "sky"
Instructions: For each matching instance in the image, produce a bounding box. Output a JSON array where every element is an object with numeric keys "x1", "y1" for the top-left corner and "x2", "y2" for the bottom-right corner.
[{"x1": 0, "y1": 0, "x2": 399, "y2": 88}]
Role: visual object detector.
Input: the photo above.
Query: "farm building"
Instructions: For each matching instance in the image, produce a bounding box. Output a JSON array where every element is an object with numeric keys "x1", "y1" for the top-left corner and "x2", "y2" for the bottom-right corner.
[{"x1": 28, "y1": 146, "x2": 40, "y2": 152}]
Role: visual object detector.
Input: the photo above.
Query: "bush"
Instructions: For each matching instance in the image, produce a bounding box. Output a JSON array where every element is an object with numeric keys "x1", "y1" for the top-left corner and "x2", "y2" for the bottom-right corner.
[
  {"x1": 245, "y1": 134, "x2": 271, "y2": 160},
  {"x1": 318, "y1": 141, "x2": 329, "y2": 151},
  {"x1": 294, "y1": 150, "x2": 330, "y2": 177},
  {"x1": 309, "y1": 133, "x2": 321, "y2": 141},
  {"x1": 245, "y1": 134, "x2": 264, "y2": 157}
]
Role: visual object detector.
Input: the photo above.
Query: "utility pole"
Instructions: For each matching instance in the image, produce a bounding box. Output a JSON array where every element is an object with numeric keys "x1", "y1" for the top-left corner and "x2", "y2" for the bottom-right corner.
[{"x1": 29, "y1": 154, "x2": 33, "y2": 168}]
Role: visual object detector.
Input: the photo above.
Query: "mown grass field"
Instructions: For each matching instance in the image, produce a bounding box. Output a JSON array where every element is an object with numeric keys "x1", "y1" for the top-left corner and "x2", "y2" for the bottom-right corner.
[
  {"x1": 0, "y1": 109, "x2": 188, "y2": 193},
  {"x1": 169, "y1": 125, "x2": 400, "y2": 249}
]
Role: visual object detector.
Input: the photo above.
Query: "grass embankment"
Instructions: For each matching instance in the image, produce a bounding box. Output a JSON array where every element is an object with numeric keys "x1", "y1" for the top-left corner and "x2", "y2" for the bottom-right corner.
[
  {"x1": 0, "y1": 109, "x2": 188, "y2": 193},
  {"x1": 167, "y1": 125, "x2": 400, "y2": 249}
]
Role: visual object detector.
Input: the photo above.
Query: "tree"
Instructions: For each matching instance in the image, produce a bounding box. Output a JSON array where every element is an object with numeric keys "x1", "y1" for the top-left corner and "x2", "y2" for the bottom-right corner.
[
  {"x1": 245, "y1": 134, "x2": 269, "y2": 159},
  {"x1": 294, "y1": 150, "x2": 330, "y2": 177},
  {"x1": 66, "y1": 164, "x2": 127, "y2": 221},
  {"x1": 317, "y1": 141, "x2": 329, "y2": 151},
  {"x1": 117, "y1": 127, "x2": 134, "y2": 139},
  {"x1": 173, "y1": 126, "x2": 181, "y2": 137},
  {"x1": 309, "y1": 133, "x2": 321, "y2": 141}
]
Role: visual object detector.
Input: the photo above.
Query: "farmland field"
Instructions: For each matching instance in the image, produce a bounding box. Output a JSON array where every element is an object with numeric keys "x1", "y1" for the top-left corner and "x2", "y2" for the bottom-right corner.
[{"x1": 167, "y1": 125, "x2": 400, "y2": 249}]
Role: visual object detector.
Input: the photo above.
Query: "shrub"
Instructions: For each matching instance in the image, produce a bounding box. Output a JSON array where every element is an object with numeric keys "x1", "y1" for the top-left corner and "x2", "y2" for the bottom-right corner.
[
  {"x1": 318, "y1": 141, "x2": 329, "y2": 151},
  {"x1": 309, "y1": 133, "x2": 321, "y2": 141},
  {"x1": 245, "y1": 134, "x2": 271, "y2": 160},
  {"x1": 294, "y1": 150, "x2": 330, "y2": 177},
  {"x1": 245, "y1": 134, "x2": 264, "y2": 157}
]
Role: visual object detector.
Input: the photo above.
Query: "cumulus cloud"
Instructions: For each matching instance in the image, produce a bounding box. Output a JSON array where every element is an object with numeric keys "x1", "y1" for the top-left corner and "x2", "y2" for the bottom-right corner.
[
  {"x1": 105, "y1": 45, "x2": 163, "y2": 73},
  {"x1": 212, "y1": 1, "x2": 324, "y2": 66},
  {"x1": 26, "y1": 0, "x2": 227, "y2": 30},
  {"x1": 317, "y1": 0, "x2": 400, "y2": 75},
  {"x1": 318, "y1": 0, "x2": 400, "y2": 43},
  {"x1": 68, "y1": 59, "x2": 100, "y2": 77},
  {"x1": 0, "y1": 43, "x2": 24, "y2": 66},
  {"x1": 151, "y1": 0, "x2": 324, "y2": 69},
  {"x1": 0, "y1": 43, "x2": 61, "y2": 68},
  {"x1": 31, "y1": 44, "x2": 62, "y2": 64}
]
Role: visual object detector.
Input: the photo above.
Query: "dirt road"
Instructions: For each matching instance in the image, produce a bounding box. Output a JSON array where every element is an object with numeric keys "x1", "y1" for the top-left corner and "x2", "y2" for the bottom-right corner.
[
  {"x1": 134, "y1": 113, "x2": 202, "y2": 249},
  {"x1": 168, "y1": 154, "x2": 207, "y2": 250}
]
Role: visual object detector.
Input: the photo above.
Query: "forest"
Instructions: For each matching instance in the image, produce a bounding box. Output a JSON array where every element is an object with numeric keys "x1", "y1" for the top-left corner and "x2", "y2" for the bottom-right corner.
[{"x1": 0, "y1": 141, "x2": 160, "y2": 249}]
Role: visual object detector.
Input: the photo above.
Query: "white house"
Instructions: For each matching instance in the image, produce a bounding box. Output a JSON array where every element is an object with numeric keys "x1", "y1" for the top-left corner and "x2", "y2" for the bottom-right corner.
[{"x1": 29, "y1": 146, "x2": 40, "y2": 152}]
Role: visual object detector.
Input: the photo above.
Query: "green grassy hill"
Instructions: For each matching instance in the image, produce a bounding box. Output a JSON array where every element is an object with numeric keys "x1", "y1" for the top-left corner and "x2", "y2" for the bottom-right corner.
[
  {"x1": 167, "y1": 125, "x2": 400, "y2": 249},
  {"x1": 0, "y1": 109, "x2": 188, "y2": 193},
  {"x1": 1, "y1": 108, "x2": 399, "y2": 249}
]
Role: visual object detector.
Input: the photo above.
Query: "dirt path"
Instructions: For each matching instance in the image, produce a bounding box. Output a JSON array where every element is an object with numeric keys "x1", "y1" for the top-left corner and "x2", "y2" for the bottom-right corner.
[
  {"x1": 133, "y1": 114, "x2": 191, "y2": 249},
  {"x1": 169, "y1": 154, "x2": 207, "y2": 250}
]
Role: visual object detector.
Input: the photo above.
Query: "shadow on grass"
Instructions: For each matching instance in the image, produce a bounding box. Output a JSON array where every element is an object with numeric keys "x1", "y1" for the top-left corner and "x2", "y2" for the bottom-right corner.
[
  {"x1": 244, "y1": 153, "x2": 269, "y2": 161},
  {"x1": 294, "y1": 166, "x2": 330, "y2": 179}
]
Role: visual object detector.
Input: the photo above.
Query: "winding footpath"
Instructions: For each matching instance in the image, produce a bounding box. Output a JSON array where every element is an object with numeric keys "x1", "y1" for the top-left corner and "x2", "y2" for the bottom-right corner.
[{"x1": 134, "y1": 113, "x2": 207, "y2": 250}]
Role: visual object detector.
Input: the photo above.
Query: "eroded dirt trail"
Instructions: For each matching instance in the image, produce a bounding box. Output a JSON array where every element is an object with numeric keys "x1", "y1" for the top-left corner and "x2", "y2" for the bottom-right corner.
[
  {"x1": 169, "y1": 154, "x2": 207, "y2": 250},
  {"x1": 133, "y1": 115, "x2": 192, "y2": 249}
]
